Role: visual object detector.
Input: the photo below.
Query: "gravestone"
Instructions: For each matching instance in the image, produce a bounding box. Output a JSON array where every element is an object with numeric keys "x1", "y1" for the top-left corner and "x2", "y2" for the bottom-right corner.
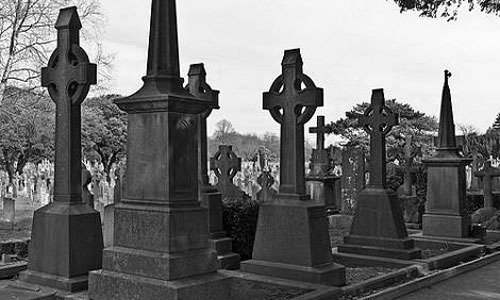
[
  {"x1": 471, "y1": 161, "x2": 500, "y2": 224},
  {"x1": 257, "y1": 149, "x2": 278, "y2": 202},
  {"x1": 422, "y1": 71, "x2": 473, "y2": 239},
  {"x1": 210, "y1": 145, "x2": 249, "y2": 201},
  {"x1": 341, "y1": 146, "x2": 366, "y2": 213},
  {"x1": 468, "y1": 152, "x2": 483, "y2": 191},
  {"x1": 2, "y1": 185, "x2": 15, "y2": 223},
  {"x1": 241, "y1": 48, "x2": 345, "y2": 286},
  {"x1": 397, "y1": 135, "x2": 421, "y2": 224},
  {"x1": 306, "y1": 115, "x2": 340, "y2": 210},
  {"x1": 187, "y1": 63, "x2": 240, "y2": 269},
  {"x1": 19, "y1": 7, "x2": 103, "y2": 292},
  {"x1": 103, "y1": 167, "x2": 123, "y2": 248},
  {"x1": 88, "y1": 0, "x2": 231, "y2": 298},
  {"x1": 338, "y1": 89, "x2": 421, "y2": 260}
]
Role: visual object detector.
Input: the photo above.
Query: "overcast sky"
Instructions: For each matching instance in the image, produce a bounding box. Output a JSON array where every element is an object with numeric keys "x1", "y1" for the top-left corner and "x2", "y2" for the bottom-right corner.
[{"x1": 99, "y1": 0, "x2": 500, "y2": 140}]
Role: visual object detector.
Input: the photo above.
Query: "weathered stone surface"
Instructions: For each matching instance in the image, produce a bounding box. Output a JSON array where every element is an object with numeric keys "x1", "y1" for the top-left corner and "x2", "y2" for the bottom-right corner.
[
  {"x1": 88, "y1": 1, "x2": 229, "y2": 298},
  {"x1": 241, "y1": 49, "x2": 345, "y2": 286},
  {"x1": 19, "y1": 7, "x2": 103, "y2": 292},
  {"x1": 341, "y1": 147, "x2": 365, "y2": 213},
  {"x1": 422, "y1": 71, "x2": 473, "y2": 239},
  {"x1": 339, "y1": 89, "x2": 420, "y2": 260}
]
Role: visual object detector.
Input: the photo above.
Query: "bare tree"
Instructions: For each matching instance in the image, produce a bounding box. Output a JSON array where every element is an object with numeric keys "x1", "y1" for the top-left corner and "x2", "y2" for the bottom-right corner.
[{"x1": 0, "y1": 0, "x2": 113, "y2": 104}]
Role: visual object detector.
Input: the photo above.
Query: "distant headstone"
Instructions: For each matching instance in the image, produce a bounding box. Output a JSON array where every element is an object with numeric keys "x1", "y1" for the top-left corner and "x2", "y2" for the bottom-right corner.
[
  {"x1": 20, "y1": 7, "x2": 103, "y2": 292},
  {"x1": 306, "y1": 115, "x2": 340, "y2": 210},
  {"x1": 397, "y1": 135, "x2": 421, "y2": 224},
  {"x1": 341, "y1": 147, "x2": 365, "y2": 213},
  {"x1": 2, "y1": 190, "x2": 15, "y2": 223},
  {"x1": 422, "y1": 70, "x2": 473, "y2": 239},
  {"x1": 241, "y1": 48, "x2": 345, "y2": 286},
  {"x1": 210, "y1": 145, "x2": 249, "y2": 201},
  {"x1": 338, "y1": 88, "x2": 421, "y2": 260},
  {"x1": 82, "y1": 164, "x2": 94, "y2": 208}
]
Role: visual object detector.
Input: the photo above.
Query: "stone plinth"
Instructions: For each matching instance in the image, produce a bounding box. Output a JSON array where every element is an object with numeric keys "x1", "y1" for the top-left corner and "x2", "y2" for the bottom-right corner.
[
  {"x1": 338, "y1": 189, "x2": 421, "y2": 259},
  {"x1": 241, "y1": 198, "x2": 345, "y2": 286},
  {"x1": 422, "y1": 157, "x2": 472, "y2": 238}
]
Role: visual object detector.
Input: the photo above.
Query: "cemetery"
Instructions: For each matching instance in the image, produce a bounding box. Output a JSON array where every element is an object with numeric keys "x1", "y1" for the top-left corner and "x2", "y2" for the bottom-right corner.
[{"x1": 2, "y1": 0, "x2": 500, "y2": 299}]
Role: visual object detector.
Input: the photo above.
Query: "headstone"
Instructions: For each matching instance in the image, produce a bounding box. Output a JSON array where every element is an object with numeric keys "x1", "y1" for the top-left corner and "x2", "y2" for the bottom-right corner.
[
  {"x1": 241, "y1": 48, "x2": 345, "y2": 286},
  {"x1": 338, "y1": 88, "x2": 421, "y2": 260},
  {"x1": 306, "y1": 115, "x2": 341, "y2": 210},
  {"x1": 422, "y1": 71, "x2": 473, "y2": 239},
  {"x1": 397, "y1": 135, "x2": 421, "y2": 224},
  {"x1": 468, "y1": 152, "x2": 483, "y2": 191},
  {"x1": 88, "y1": 1, "x2": 231, "y2": 298},
  {"x1": 210, "y1": 145, "x2": 249, "y2": 201},
  {"x1": 187, "y1": 63, "x2": 240, "y2": 270},
  {"x1": 341, "y1": 147, "x2": 365, "y2": 213},
  {"x1": 19, "y1": 7, "x2": 103, "y2": 292},
  {"x1": 103, "y1": 167, "x2": 122, "y2": 248},
  {"x1": 2, "y1": 185, "x2": 15, "y2": 223},
  {"x1": 471, "y1": 160, "x2": 500, "y2": 224}
]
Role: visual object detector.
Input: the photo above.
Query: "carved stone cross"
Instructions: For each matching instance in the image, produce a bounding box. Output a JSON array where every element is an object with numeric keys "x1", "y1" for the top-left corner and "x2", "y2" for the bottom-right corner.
[
  {"x1": 310, "y1": 115, "x2": 332, "y2": 151},
  {"x1": 475, "y1": 161, "x2": 500, "y2": 209},
  {"x1": 263, "y1": 49, "x2": 323, "y2": 196},
  {"x1": 210, "y1": 145, "x2": 241, "y2": 187},
  {"x1": 351, "y1": 89, "x2": 398, "y2": 189},
  {"x1": 41, "y1": 7, "x2": 96, "y2": 203},
  {"x1": 185, "y1": 63, "x2": 219, "y2": 186}
]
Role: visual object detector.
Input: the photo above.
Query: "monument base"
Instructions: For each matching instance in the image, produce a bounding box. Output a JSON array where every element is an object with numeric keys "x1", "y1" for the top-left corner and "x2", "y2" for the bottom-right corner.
[
  {"x1": 208, "y1": 232, "x2": 240, "y2": 270},
  {"x1": 241, "y1": 197, "x2": 346, "y2": 286},
  {"x1": 305, "y1": 175, "x2": 340, "y2": 210},
  {"x1": 339, "y1": 188, "x2": 421, "y2": 260},
  {"x1": 89, "y1": 269, "x2": 232, "y2": 300},
  {"x1": 399, "y1": 194, "x2": 420, "y2": 224},
  {"x1": 20, "y1": 201, "x2": 103, "y2": 292},
  {"x1": 422, "y1": 214, "x2": 471, "y2": 238}
]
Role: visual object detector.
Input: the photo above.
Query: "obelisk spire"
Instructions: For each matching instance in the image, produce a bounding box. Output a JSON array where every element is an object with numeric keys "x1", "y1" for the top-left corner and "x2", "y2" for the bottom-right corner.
[
  {"x1": 437, "y1": 70, "x2": 457, "y2": 150},
  {"x1": 143, "y1": 0, "x2": 183, "y2": 91}
]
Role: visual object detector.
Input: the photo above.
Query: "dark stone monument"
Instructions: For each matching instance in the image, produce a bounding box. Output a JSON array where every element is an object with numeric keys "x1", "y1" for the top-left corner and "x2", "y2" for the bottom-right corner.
[
  {"x1": 20, "y1": 7, "x2": 103, "y2": 292},
  {"x1": 338, "y1": 89, "x2": 421, "y2": 260},
  {"x1": 422, "y1": 71, "x2": 473, "y2": 238},
  {"x1": 187, "y1": 63, "x2": 240, "y2": 270},
  {"x1": 210, "y1": 145, "x2": 249, "y2": 201},
  {"x1": 256, "y1": 149, "x2": 278, "y2": 202},
  {"x1": 471, "y1": 161, "x2": 500, "y2": 224},
  {"x1": 341, "y1": 147, "x2": 366, "y2": 213},
  {"x1": 397, "y1": 135, "x2": 421, "y2": 224},
  {"x1": 306, "y1": 115, "x2": 341, "y2": 210},
  {"x1": 241, "y1": 49, "x2": 345, "y2": 286},
  {"x1": 88, "y1": 0, "x2": 231, "y2": 298},
  {"x1": 468, "y1": 152, "x2": 483, "y2": 191}
]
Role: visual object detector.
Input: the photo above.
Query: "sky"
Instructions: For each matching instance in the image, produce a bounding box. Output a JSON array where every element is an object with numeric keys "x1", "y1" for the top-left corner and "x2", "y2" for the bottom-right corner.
[{"x1": 98, "y1": 0, "x2": 500, "y2": 141}]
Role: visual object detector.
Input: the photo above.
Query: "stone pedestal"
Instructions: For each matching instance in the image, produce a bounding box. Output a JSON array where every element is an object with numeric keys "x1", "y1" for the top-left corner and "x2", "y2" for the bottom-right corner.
[
  {"x1": 338, "y1": 189, "x2": 421, "y2": 260},
  {"x1": 306, "y1": 175, "x2": 340, "y2": 210},
  {"x1": 399, "y1": 194, "x2": 420, "y2": 224},
  {"x1": 241, "y1": 197, "x2": 346, "y2": 286},
  {"x1": 201, "y1": 187, "x2": 240, "y2": 270},
  {"x1": 20, "y1": 202, "x2": 103, "y2": 292},
  {"x1": 422, "y1": 158, "x2": 472, "y2": 238},
  {"x1": 103, "y1": 204, "x2": 115, "y2": 248}
]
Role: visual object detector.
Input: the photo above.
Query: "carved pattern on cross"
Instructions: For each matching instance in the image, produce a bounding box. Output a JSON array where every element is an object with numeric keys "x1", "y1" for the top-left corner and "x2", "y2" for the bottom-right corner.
[
  {"x1": 41, "y1": 7, "x2": 96, "y2": 105},
  {"x1": 210, "y1": 145, "x2": 241, "y2": 185},
  {"x1": 349, "y1": 89, "x2": 399, "y2": 189}
]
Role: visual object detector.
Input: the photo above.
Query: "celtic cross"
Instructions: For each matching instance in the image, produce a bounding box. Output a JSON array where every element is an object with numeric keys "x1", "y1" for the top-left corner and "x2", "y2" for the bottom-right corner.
[
  {"x1": 351, "y1": 89, "x2": 398, "y2": 189},
  {"x1": 41, "y1": 7, "x2": 96, "y2": 203},
  {"x1": 263, "y1": 49, "x2": 323, "y2": 196},
  {"x1": 185, "y1": 63, "x2": 219, "y2": 186},
  {"x1": 475, "y1": 161, "x2": 500, "y2": 209},
  {"x1": 210, "y1": 145, "x2": 241, "y2": 186}
]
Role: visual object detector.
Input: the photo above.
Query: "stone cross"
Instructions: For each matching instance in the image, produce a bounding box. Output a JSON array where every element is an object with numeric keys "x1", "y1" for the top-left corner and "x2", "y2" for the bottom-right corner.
[
  {"x1": 41, "y1": 7, "x2": 96, "y2": 203},
  {"x1": 350, "y1": 89, "x2": 398, "y2": 189},
  {"x1": 263, "y1": 49, "x2": 323, "y2": 196},
  {"x1": 210, "y1": 145, "x2": 241, "y2": 187},
  {"x1": 310, "y1": 115, "x2": 332, "y2": 152},
  {"x1": 399, "y1": 135, "x2": 420, "y2": 196},
  {"x1": 185, "y1": 63, "x2": 219, "y2": 187},
  {"x1": 475, "y1": 161, "x2": 500, "y2": 209}
]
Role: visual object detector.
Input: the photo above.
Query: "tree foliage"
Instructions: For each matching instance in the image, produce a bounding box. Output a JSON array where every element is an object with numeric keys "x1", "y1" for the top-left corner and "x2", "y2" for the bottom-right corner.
[
  {"x1": 82, "y1": 94, "x2": 126, "y2": 182},
  {"x1": 330, "y1": 99, "x2": 438, "y2": 162},
  {"x1": 0, "y1": 86, "x2": 55, "y2": 182},
  {"x1": 0, "y1": 0, "x2": 112, "y2": 104},
  {"x1": 392, "y1": 0, "x2": 500, "y2": 20}
]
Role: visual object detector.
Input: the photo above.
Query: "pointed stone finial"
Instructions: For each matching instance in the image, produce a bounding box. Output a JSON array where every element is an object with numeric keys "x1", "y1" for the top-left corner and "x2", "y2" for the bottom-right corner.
[
  {"x1": 55, "y1": 6, "x2": 82, "y2": 30},
  {"x1": 437, "y1": 69, "x2": 457, "y2": 150}
]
